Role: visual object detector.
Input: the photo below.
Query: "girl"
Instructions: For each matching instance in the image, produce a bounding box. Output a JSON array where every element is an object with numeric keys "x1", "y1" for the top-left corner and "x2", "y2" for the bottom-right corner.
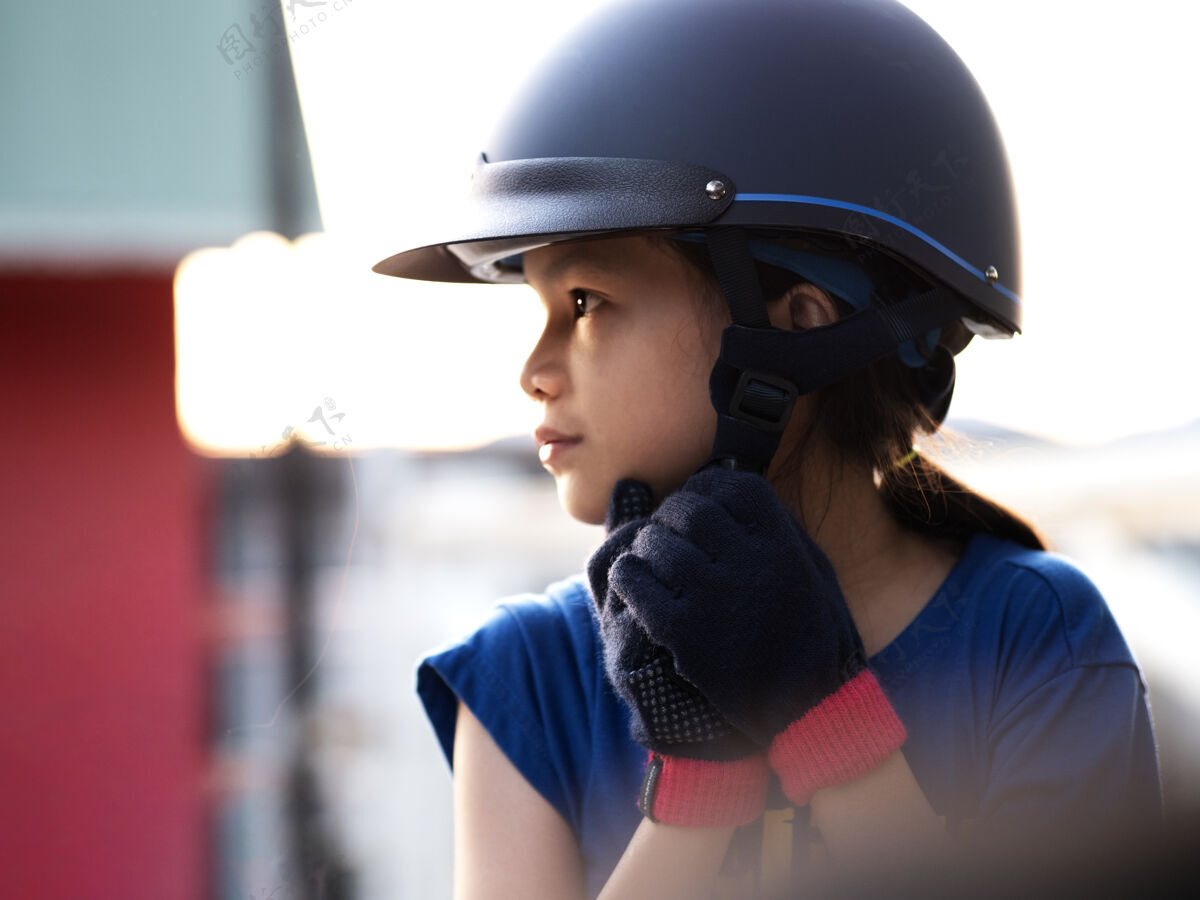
[{"x1": 375, "y1": 0, "x2": 1161, "y2": 895}]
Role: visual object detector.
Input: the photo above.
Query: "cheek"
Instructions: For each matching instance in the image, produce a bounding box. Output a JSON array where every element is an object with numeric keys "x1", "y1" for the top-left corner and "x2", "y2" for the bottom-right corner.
[
  {"x1": 639, "y1": 407, "x2": 717, "y2": 503},
  {"x1": 667, "y1": 320, "x2": 722, "y2": 423},
  {"x1": 627, "y1": 348, "x2": 719, "y2": 488}
]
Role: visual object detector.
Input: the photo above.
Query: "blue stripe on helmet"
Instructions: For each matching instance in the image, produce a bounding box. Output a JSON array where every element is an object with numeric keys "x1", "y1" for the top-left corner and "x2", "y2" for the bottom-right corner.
[{"x1": 734, "y1": 192, "x2": 1021, "y2": 306}]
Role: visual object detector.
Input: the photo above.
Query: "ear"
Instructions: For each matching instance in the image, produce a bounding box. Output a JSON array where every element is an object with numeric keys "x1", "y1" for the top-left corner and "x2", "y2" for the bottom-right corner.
[{"x1": 766, "y1": 283, "x2": 839, "y2": 331}]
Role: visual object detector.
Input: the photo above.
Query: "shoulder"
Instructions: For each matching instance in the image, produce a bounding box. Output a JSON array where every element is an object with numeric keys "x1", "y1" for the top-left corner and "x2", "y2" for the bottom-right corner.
[
  {"x1": 490, "y1": 574, "x2": 598, "y2": 646},
  {"x1": 875, "y1": 533, "x2": 1143, "y2": 702},
  {"x1": 953, "y1": 542, "x2": 1162, "y2": 831},
  {"x1": 878, "y1": 535, "x2": 1161, "y2": 832},
  {"x1": 959, "y1": 534, "x2": 1136, "y2": 673},
  {"x1": 426, "y1": 574, "x2": 595, "y2": 669},
  {"x1": 938, "y1": 534, "x2": 1149, "y2": 737},
  {"x1": 964, "y1": 533, "x2": 1101, "y2": 607},
  {"x1": 415, "y1": 575, "x2": 605, "y2": 793},
  {"x1": 421, "y1": 575, "x2": 595, "y2": 684}
]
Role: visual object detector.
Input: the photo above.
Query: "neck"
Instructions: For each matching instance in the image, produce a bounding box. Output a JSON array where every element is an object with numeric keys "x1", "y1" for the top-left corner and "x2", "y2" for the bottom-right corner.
[{"x1": 772, "y1": 448, "x2": 958, "y2": 657}]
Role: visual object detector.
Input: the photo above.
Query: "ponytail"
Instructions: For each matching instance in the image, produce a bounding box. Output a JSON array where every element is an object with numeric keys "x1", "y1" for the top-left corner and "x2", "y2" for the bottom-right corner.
[
  {"x1": 882, "y1": 452, "x2": 1046, "y2": 552},
  {"x1": 811, "y1": 352, "x2": 1047, "y2": 552}
]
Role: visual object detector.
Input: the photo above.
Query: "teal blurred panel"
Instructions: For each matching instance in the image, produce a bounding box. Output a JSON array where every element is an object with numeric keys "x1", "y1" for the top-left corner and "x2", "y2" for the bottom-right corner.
[{"x1": 0, "y1": 1, "x2": 319, "y2": 262}]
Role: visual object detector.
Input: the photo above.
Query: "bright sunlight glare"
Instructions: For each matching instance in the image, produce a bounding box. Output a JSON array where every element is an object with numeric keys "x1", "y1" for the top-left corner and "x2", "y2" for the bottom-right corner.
[{"x1": 174, "y1": 231, "x2": 542, "y2": 455}]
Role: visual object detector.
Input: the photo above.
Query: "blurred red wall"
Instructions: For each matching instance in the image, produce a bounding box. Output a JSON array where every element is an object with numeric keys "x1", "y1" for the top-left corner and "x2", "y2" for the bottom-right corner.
[{"x1": 0, "y1": 270, "x2": 210, "y2": 899}]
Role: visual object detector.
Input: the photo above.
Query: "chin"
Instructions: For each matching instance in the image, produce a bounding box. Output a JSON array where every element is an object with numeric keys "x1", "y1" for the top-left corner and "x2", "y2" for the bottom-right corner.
[{"x1": 556, "y1": 479, "x2": 607, "y2": 527}]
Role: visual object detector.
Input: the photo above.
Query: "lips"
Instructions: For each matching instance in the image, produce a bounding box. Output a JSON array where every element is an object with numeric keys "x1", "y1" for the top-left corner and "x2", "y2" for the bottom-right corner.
[{"x1": 535, "y1": 426, "x2": 582, "y2": 465}]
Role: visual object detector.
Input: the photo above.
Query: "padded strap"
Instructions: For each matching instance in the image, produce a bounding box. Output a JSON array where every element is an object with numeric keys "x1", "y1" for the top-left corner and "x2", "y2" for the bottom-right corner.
[
  {"x1": 709, "y1": 286, "x2": 966, "y2": 471},
  {"x1": 706, "y1": 228, "x2": 772, "y2": 329}
]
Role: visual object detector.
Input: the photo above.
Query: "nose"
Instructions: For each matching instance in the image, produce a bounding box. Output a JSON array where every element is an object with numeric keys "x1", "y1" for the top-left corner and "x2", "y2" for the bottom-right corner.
[{"x1": 519, "y1": 322, "x2": 567, "y2": 401}]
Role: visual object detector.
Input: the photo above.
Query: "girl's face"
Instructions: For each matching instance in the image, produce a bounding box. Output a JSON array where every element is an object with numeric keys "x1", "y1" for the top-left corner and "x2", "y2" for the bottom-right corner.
[{"x1": 521, "y1": 235, "x2": 724, "y2": 525}]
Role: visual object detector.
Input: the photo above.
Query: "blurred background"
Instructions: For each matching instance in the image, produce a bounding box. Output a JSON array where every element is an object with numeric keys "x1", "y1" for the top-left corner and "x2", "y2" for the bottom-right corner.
[{"x1": 2, "y1": 1, "x2": 1197, "y2": 897}]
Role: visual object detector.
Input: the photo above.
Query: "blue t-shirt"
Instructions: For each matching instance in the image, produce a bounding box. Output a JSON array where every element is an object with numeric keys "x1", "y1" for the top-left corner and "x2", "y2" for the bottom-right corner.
[{"x1": 417, "y1": 534, "x2": 1161, "y2": 897}]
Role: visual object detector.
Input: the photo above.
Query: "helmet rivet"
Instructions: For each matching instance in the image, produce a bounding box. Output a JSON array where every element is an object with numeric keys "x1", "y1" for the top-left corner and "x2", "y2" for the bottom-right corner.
[
  {"x1": 705, "y1": 180, "x2": 727, "y2": 200},
  {"x1": 984, "y1": 265, "x2": 999, "y2": 284}
]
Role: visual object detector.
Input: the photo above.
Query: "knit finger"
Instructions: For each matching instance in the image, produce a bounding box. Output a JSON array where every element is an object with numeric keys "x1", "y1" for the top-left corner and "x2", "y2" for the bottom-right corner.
[
  {"x1": 647, "y1": 490, "x2": 748, "y2": 561},
  {"x1": 607, "y1": 550, "x2": 694, "y2": 640},
  {"x1": 681, "y1": 466, "x2": 786, "y2": 532}
]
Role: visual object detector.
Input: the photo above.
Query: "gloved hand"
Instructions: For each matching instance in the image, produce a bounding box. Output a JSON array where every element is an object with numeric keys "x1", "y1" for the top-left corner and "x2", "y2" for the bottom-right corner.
[
  {"x1": 589, "y1": 480, "x2": 756, "y2": 761},
  {"x1": 588, "y1": 479, "x2": 769, "y2": 826},
  {"x1": 603, "y1": 466, "x2": 905, "y2": 812}
]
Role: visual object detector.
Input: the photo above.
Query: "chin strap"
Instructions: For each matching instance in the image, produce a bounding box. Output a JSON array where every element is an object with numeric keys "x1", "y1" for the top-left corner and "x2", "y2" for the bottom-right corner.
[{"x1": 703, "y1": 229, "x2": 964, "y2": 473}]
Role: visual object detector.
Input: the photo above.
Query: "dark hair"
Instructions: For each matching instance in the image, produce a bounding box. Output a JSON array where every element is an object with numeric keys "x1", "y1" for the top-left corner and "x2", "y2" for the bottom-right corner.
[{"x1": 662, "y1": 233, "x2": 1046, "y2": 552}]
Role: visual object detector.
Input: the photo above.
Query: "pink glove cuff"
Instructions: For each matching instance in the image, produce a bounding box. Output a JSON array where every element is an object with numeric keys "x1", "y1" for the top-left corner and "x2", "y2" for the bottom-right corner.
[
  {"x1": 767, "y1": 668, "x2": 906, "y2": 806},
  {"x1": 638, "y1": 751, "x2": 770, "y2": 827}
]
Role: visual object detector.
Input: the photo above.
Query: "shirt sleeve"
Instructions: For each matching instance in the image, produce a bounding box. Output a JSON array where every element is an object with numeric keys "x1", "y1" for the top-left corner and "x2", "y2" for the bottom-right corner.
[
  {"x1": 979, "y1": 662, "x2": 1161, "y2": 838},
  {"x1": 975, "y1": 555, "x2": 1162, "y2": 840},
  {"x1": 415, "y1": 579, "x2": 603, "y2": 831}
]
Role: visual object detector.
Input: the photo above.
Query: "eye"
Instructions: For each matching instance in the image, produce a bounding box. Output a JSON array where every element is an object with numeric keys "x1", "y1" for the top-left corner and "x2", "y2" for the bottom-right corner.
[{"x1": 572, "y1": 289, "x2": 605, "y2": 319}]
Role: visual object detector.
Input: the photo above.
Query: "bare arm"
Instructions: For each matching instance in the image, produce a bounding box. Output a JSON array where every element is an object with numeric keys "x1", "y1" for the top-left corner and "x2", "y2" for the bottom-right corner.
[
  {"x1": 809, "y1": 750, "x2": 948, "y2": 873},
  {"x1": 597, "y1": 819, "x2": 737, "y2": 900},
  {"x1": 452, "y1": 701, "x2": 586, "y2": 899},
  {"x1": 453, "y1": 702, "x2": 740, "y2": 899}
]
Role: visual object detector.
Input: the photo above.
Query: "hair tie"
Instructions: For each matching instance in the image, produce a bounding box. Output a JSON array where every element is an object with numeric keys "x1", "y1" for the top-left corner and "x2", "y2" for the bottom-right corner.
[{"x1": 891, "y1": 448, "x2": 919, "y2": 471}]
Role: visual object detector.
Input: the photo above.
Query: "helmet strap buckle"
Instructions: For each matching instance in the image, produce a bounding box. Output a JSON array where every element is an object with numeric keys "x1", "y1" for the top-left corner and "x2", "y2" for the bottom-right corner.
[{"x1": 728, "y1": 370, "x2": 798, "y2": 433}]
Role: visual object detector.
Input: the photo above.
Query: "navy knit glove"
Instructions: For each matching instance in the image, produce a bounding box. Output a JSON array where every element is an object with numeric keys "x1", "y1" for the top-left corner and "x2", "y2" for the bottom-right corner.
[
  {"x1": 608, "y1": 466, "x2": 905, "y2": 807},
  {"x1": 588, "y1": 479, "x2": 769, "y2": 826},
  {"x1": 588, "y1": 481, "x2": 756, "y2": 762}
]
